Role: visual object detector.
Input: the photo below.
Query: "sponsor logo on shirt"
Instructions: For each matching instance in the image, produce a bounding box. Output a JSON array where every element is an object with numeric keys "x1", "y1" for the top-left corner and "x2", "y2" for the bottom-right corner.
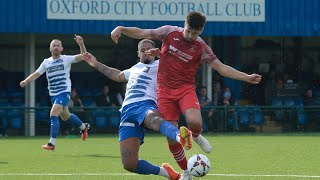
[
  {"x1": 168, "y1": 45, "x2": 193, "y2": 62},
  {"x1": 47, "y1": 64, "x2": 64, "y2": 73},
  {"x1": 169, "y1": 45, "x2": 178, "y2": 52}
]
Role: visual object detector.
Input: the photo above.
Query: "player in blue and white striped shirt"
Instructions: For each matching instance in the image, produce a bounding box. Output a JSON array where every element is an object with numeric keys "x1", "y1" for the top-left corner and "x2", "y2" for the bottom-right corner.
[
  {"x1": 82, "y1": 39, "x2": 192, "y2": 180},
  {"x1": 20, "y1": 35, "x2": 90, "y2": 151}
]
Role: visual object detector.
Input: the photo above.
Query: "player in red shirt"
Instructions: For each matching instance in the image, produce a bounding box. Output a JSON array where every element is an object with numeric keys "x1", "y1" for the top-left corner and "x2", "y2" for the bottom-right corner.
[{"x1": 111, "y1": 11, "x2": 262, "y2": 179}]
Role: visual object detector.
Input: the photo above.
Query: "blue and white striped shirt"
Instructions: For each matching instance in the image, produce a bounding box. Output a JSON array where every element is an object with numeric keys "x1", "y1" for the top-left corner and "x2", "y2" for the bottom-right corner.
[
  {"x1": 121, "y1": 60, "x2": 159, "y2": 110},
  {"x1": 36, "y1": 55, "x2": 76, "y2": 96}
]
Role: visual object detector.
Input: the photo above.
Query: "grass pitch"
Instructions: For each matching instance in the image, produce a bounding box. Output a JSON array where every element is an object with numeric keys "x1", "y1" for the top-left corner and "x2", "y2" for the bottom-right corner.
[{"x1": 0, "y1": 133, "x2": 319, "y2": 180}]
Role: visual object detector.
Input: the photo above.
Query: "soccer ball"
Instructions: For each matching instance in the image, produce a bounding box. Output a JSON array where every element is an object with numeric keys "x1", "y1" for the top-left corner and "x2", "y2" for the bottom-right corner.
[{"x1": 187, "y1": 154, "x2": 211, "y2": 177}]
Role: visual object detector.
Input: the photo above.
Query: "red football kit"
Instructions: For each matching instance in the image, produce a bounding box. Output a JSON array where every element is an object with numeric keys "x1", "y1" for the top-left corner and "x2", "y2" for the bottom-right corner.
[{"x1": 150, "y1": 25, "x2": 217, "y2": 120}]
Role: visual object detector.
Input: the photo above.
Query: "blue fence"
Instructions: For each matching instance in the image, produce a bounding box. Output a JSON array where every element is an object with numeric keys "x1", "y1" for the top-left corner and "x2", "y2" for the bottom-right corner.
[
  {"x1": 1, "y1": 106, "x2": 320, "y2": 136},
  {"x1": 1, "y1": 0, "x2": 320, "y2": 36}
]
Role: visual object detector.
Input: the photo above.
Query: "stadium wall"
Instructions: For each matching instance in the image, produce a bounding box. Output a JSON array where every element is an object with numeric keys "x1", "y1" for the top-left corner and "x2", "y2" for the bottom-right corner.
[{"x1": 0, "y1": 0, "x2": 319, "y2": 36}]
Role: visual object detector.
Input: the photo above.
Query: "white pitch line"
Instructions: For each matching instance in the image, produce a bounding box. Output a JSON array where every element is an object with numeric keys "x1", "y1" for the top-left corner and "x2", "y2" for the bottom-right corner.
[
  {"x1": 208, "y1": 174, "x2": 320, "y2": 178},
  {"x1": 0, "y1": 173, "x2": 135, "y2": 176},
  {"x1": 0, "y1": 173, "x2": 138, "y2": 176},
  {"x1": 0, "y1": 173, "x2": 319, "y2": 178}
]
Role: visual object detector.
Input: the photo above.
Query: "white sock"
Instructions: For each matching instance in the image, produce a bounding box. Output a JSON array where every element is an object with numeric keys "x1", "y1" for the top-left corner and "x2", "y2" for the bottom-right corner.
[
  {"x1": 176, "y1": 134, "x2": 180, "y2": 143},
  {"x1": 193, "y1": 134, "x2": 201, "y2": 141},
  {"x1": 79, "y1": 123, "x2": 86, "y2": 130},
  {"x1": 184, "y1": 169, "x2": 190, "y2": 174},
  {"x1": 49, "y1": 138, "x2": 56, "y2": 145},
  {"x1": 158, "y1": 167, "x2": 169, "y2": 178}
]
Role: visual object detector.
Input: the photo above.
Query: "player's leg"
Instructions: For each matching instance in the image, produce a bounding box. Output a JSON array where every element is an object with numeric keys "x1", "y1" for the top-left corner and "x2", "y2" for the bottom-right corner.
[
  {"x1": 158, "y1": 97, "x2": 190, "y2": 176},
  {"x1": 119, "y1": 136, "x2": 140, "y2": 172},
  {"x1": 165, "y1": 121, "x2": 192, "y2": 180},
  {"x1": 180, "y1": 90, "x2": 212, "y2": 153},
  {"x1": 143, "y1": 109, "x2": 192, "y2": 150},
  {"x1": 60, "y1": 106, "x2": 89, "y2": 140},
  {"x1": 42, "y1": 93, "x2": 71, "y2": 150},
  {"x1": 119, "y1": 125, "x2": 180, "y2": 179},
  {"x1": 185, "y1": 108, "x2": 212, "y2": 153},
  {"x1": 41, "y1": 102, "x2": 63, "y2": 150}
]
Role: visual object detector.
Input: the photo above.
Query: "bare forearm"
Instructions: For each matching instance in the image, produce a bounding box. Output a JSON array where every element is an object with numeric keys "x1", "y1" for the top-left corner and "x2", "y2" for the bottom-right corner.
[
  {"x1": 79, "y1": 43, "x2": 87, "y2": 55},
  {"x1": 25, "y1": 72, "x2": 40, "y2": 83},
  {"x1": 218, "y1": 65, "x2": 249, "y2": 82},
  {"x1": 120, "y1": 26, "x2": 151, "y2": 39},
  {"x1": 95, "y1": 62, "x2": 122, "y2": 82},
  {"x1": 74, "y1": 44, "x2": 87, "y2": 62}
]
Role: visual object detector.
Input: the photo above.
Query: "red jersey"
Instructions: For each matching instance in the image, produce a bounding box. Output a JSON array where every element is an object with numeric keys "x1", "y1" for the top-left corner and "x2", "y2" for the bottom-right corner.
[{"x1": 150, "y1": 25, "x2": 217, "y2": 89}]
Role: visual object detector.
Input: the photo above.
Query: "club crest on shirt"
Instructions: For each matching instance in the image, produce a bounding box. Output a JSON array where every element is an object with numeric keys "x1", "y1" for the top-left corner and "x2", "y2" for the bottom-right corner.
[
  {"x1": 173, "y1": 38, "x2": 180, "y2": 41},
  {"x1": 189, "y1": 45, "x2": 197, "y2": 53}
]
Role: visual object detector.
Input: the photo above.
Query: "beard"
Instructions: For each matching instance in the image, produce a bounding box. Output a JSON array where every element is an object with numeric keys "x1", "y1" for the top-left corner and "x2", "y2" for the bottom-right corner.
[
  {"x1": 52, "y1": 50, "x2": 60, "y2": 57},
  {"x1": 143, "y1": 59, "x2": 152, "y2": 64}
]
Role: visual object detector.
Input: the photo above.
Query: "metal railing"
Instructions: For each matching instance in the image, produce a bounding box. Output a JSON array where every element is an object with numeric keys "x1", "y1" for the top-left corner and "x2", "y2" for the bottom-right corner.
[{"x1": 0, "y1": 106, "x2": 319, "y2": 136}]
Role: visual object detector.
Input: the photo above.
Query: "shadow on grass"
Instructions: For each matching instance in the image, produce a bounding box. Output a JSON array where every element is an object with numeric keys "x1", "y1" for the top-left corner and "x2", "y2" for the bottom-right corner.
[
  {"x1": 85, "y1": 154, "x2": 120, "y2": 158},
  {"x1": 0, "y1": 162, "x2": 8, "y2": 164},
  {"x1": 55, "y1": 154, "x2": 120, "y2": 159}
]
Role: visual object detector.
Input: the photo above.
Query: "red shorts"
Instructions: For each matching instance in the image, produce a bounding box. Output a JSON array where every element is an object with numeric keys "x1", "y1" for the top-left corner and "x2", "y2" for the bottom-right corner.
[{"x1": 158, "y1": 86, "x2": 200, "y2": 121}]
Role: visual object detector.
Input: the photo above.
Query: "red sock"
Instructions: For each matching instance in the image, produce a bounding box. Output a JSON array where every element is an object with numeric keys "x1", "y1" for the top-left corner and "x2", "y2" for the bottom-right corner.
[
  {"x1": 189, "y1": 127, "x2": 202, "y2": 138},
  {"x1": 168, "y1": 143, "x2": 188, "y2": 170}
]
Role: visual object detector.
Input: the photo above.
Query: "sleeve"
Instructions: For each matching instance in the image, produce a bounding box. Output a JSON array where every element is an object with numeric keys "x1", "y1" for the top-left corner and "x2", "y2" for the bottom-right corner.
[
  {"x1": 35, "y1": 60, "x2": 47, "y2": 75},
  {"x1": 200, "y1": 40, "x2": 217, "y2": 65},
  {"x1": 150, "y1": 25, "x2": 176, "y2": 41},
  {"x1": 64, "y1": 55, "x2": 77, "y2": 64},
  {"x1": 123, "y1": 69, "x2": 131, "y2": 81}
]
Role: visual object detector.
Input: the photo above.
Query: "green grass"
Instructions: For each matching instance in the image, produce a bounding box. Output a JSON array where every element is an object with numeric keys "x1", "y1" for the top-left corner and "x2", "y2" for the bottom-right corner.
[{"x1": 0, "y1": 133, "x2": 320, "y2": 180}]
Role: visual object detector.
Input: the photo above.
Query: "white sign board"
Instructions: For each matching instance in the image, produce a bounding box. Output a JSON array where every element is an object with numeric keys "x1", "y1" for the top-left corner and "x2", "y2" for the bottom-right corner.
[{"x1": 47, "y1": 0, "x2": 265, "y2": 22}]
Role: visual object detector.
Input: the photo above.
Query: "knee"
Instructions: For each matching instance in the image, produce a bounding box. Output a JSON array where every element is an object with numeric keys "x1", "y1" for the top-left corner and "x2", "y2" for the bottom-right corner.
[
  {"x1": 50, "y1": 110, "x2": 60, "y2": 117},
  {"x1": 187, "y1": 119, "x2": 202, "y2": 129},
  {"x1": 60, "y1": 114, "x2": 70, "y2": 121},
  {"x1": 145, "y1": 111, "x2": 162, "y2": 130},
  {"x1": 186, "y1": 111, "x2": 202, "y2": 124},
  {"x1": 150, "y1": 116, "x2": 163, "y2": 130},
  {"x1": 186, "y1": 112, "x2": 202, "y2": 127},
  {"x1": 122, "y1": 161, "x2": 137, "y2": 173}
]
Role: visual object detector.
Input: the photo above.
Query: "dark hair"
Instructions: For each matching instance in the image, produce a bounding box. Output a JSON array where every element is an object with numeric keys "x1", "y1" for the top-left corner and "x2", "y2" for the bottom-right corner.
[
  {"x1": 186, "y1": 11, "x2": 206, "y2": 30},
  {"x1": 138, "y1": 39, "x2": 155, "y2": 51}
]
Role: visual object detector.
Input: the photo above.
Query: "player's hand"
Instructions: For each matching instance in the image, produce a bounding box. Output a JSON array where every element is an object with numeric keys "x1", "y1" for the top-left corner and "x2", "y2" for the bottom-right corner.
[
  {"x1": 19, "y1": 80, "x2": 27, "y2": 88},
  {"x1": 111, "y1": 26, "x2": 123, "y2": 44},
  {"x1": 74, "y1": 34, "x2": 84, "y2": 45},
  {"x1": 146, "y1": 48, "x2": 161, "y2": 57},
  {"x1": 247, "y1": 73, "x2": 262, "y2": 84},
  {"x1": 82, "y1": 52, "x2": 98, "y2": 68}
]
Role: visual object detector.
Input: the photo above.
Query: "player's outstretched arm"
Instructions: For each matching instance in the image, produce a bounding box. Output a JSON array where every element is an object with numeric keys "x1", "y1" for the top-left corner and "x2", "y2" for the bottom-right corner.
[
  {"x1": 111, "y1": 26, "x2": 152, "y2": 44},
  {"x1": 19, "y1": 72, "x2": 41, "y2": 88},
  {"x1": 82, "y1": 52, "x2": 127, "y2": 82},
  {"x1": 74, "y1": 34, "x2": 87, "y2": 62},
  {"x1": 146, "y1": 48, "x2": 161, "y2": 57},
  {"x1": 210, "y1": 59, "x2": 262, "y2": 84}
]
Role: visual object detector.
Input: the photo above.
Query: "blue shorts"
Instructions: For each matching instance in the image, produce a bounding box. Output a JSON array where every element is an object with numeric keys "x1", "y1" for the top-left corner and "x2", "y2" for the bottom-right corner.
[
  {"x1": 50, "y1": 92, "x2": 70, "y2": 107},
  {"x1": 118, "y1": 100, "x2": 157, "y2": 144}
]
